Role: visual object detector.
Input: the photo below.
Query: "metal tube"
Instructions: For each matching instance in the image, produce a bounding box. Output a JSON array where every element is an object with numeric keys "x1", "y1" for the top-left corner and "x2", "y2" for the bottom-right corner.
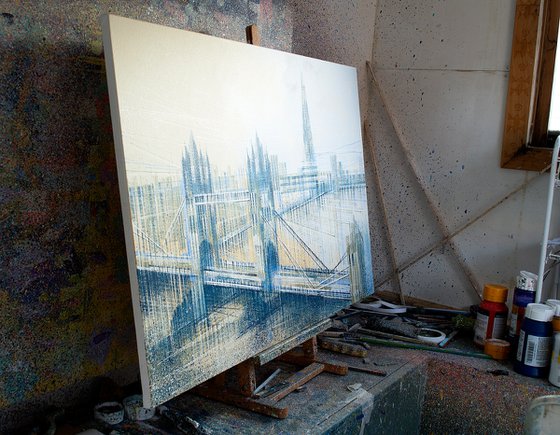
[{"x1": 536, "y1": 136, "x2": 560, "y2": 302}]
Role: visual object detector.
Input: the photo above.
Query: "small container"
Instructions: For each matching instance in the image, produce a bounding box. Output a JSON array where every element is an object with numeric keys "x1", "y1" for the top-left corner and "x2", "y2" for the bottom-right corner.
[
  {"x1": 548, "y1": 304, "x2": 560, "y2": 387},
  {"x1": 474, "y1": 284, "x2": 509, "y2": 347},
  {"x1": 515, "y1": 303, "x2": 554, "y2": 378},
  {"x1": 546, "y1": 299, "x2": 560, "y2": 331},
  {"x1": 509, "y1": 271, "x2": 537, "y2": 339}
]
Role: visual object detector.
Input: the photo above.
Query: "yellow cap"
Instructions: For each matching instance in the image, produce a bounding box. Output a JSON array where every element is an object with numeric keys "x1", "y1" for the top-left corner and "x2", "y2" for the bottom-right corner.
[{"x1": 483, "y1": 284, "x2": 508, "y2": 303}]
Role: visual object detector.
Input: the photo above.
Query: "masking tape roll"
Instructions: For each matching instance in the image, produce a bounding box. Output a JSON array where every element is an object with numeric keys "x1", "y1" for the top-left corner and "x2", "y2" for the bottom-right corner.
[
  {"x1": 484, "y1": 339, "x2": 511, "y2": 360},
  {"x1": 417, "y1": 328, "x2": 446, "y2": 344},
  {"x1": 94, "y1": 401, "x2": 124, "y2": 425}
]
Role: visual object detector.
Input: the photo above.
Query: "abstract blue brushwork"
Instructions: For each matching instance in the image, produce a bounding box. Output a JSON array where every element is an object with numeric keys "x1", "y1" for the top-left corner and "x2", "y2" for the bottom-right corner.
[{"x1": 102, "y1": 15, "x2": 374, "y2": 407}]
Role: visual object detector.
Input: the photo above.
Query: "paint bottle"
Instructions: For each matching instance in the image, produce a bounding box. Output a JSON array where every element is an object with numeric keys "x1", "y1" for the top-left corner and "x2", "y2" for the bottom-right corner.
[
  {"x1": 473, "y1": 284, "x2": 509, "y2": 347},
  {"x1": 546, "y1": 299, "x2": 560, "y2": 326},
  {"x1": 548, "y1": 304, "x2": 560, "y2": 387},
  {"x1": 509, "y1": 271, "x2": 537, "y2": 341},
  {"x1": 514, "y1": 303, "x2": 554, "y2": 378}
]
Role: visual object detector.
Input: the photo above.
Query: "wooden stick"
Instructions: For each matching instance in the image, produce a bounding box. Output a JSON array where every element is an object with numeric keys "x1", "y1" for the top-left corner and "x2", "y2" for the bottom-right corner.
[
  {"x1": 366, "y1": 61, "x2": 482, "y2": 300},
  {"x1": 346, "y1": 365, "x2": 387, "y2": 377},
  {"x1": 363, "y1": 123, "x2": 405, "y2": 303},
  {"x1": 263, "y1": 363, "x2": 325, "y2": 402},
  {"x1": 357, "y1": 328, "x2": 437, "y2": 346},
  {"x1": 319, "y1": 339, "x2": 367, "y2": 357},
  {"x1": 366, "y1": 61, "x2": 524, "y2": 300},
  {"x1": 365, "y1": 60, "x2": 550, "y2": 292},
  {"x1": 246, "y1": 24, "x2": 261, "y2": 46},
  {"x1": 359, "y1": 336, "x2": 491, "y2": 359}
]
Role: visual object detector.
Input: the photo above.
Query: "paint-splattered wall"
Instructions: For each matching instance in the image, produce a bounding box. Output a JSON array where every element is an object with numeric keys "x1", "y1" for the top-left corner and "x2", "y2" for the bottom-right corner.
[
  {"x1": 0, "y1": 1, "x2": 292, "y2": 430},
  {"x1": 292, "y1": 0, "x2": 560, "y2": 309}
]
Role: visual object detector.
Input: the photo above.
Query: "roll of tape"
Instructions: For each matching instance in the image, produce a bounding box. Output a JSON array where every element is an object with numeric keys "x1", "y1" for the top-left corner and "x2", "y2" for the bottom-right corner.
[
  {"x1": 94, "y1": 401, "x2": 124, "y2": 425},
  {"x1": 417, "y1": 328, "x2": 446, "y2": 344},
  {"x1": 484, "y1": 339, "x2": 511, "y2": 360},
  {"x1": 352, "y1": 301, "x2": 407, "y2": 314}
]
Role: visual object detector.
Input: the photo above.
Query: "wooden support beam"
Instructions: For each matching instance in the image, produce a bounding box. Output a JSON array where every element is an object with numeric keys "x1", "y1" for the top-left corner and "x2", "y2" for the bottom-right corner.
[
  {"x1": 237, "y1": 359, "x2": 256, "y2": 397},
  {"x1": 277, "y1": 352, "x2": 348, "y2": 375},
  {"x1": 194, "y1": 384, "x2": 289, "y2": 419},
  {"x1": 366, "y1": 61, "x2": 483, "y2": 301},
  {"x1": 246, "y1": 24, "x2": 261, "y2": 46}
]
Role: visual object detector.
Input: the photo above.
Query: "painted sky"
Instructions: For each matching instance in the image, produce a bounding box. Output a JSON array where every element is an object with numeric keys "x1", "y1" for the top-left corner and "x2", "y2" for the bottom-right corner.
[{"x1": 110, "y1": 18, "x2": 363, "y2": 183}]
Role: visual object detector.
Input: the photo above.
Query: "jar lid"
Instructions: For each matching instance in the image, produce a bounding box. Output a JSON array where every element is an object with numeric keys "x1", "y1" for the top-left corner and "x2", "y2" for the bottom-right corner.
[
  {"x1": 547, "y1": 300, "x2": 560, "y2": 317},
  {"x1": 483, "y1": 284, "x2": 508, "y2": 303},
  {"x1": 517, "y1": 271, "x2": 538, "y2": 291},
  {"x1": 526, "y1": 303, "x2": 555, "y2": 322}
]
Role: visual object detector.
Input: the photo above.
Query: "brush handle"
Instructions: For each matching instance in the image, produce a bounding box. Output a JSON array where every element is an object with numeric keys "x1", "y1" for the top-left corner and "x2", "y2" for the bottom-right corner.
[{"x1": 359, "y1": 337, "x2": 491, "y2": 359}]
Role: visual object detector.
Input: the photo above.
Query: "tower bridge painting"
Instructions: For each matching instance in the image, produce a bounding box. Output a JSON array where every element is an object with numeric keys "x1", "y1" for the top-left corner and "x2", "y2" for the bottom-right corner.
[{"x1": 103, "y1": 15, "x2": 373, "y2": 407}]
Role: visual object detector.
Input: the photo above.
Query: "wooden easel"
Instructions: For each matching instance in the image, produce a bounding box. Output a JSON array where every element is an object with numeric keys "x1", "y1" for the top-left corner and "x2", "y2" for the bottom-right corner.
[{"x1": 194, "y1": 335, "x2": 348, "y2": 418}]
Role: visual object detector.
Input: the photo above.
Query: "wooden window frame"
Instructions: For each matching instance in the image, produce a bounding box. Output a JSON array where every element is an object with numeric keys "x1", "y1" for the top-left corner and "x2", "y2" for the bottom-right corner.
[{"x1": 501, "y1": 0, "x2": 559, "y2": 171}]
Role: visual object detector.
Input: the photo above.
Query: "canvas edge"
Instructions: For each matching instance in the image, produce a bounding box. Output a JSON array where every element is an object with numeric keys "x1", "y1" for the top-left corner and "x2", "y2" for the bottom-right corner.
[
  {"x1": 100, "y1": 14, "x2": 153, "y2": 409},
  {"x1": 97, "y1": 14, "x2": 357, "y2": 72},
  {"x1": 351, "y1": 65, "x2": 375, "y2": 301}
]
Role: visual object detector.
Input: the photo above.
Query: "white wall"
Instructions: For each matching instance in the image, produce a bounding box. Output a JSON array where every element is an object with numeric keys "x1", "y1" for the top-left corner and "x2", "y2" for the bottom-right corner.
[{"x1": 294, "y1": 0, "x2": 560, "y2": 308}]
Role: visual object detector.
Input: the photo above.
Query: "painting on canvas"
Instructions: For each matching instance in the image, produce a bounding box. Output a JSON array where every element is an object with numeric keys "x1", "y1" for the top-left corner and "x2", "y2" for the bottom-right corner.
[{"x1": 102, "y1": 15, "x2": 373, "y2": 407}]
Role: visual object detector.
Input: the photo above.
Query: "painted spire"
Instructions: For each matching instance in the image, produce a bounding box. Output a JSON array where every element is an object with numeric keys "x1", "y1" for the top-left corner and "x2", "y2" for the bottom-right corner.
[{"x1": 301, "y1": 78, "x2": 316, "y2": 164}]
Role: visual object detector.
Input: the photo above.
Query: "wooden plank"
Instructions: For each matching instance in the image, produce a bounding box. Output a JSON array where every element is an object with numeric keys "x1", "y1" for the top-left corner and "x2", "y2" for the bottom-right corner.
[
  {"x1": 501, "y1": 0, "x2": 552, "y2": 170},
  {"x1": 301, "y1": 336, "x2": 318, "y2": 359},
  {"x1": 533, "y1": 0, "x2": 560, "y2": 145},
  {"x1": 319, "y1": 338, "x2": 368, "y2": 357},
  {"x1": 277, "y1": 352, "x2": 348, "y2": 375},
  {"x1": 263, "y1": 362, "x2": 325, "y2": 402},
  {"x1": 210, "y1": 371, "x2": 227, "y2": 388},
  {"x1": 346, "y1": 365, "x2": 387, "y2": 377},
  {"x1": 256, "y1": 319, "x2": 331, "y2": 365},
  {"x1": 501, "y1": 147, "x2": 553, "y2": 170},
  {"x1": 194, "y1": 384, "x2": 289, "y2": 419},
  {"x1": 246, "y1": 24, "x2": 261, "y2": 46},
  {"x1": 236, "y1": 359, "x2": 256, "y2": 397}
]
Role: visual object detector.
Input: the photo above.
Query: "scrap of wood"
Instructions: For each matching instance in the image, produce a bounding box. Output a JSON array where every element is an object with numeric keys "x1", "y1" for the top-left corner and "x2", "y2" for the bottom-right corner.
[
  {"x1": 237, "y1": 359, "x2": 256, "y2": 397},
  {"x1": 346, "y1": 365, "x2": 387, "y2": 377},
  {"x1": 362, "y1": 123, "x2": 405, "y2": 303},
  {"x1": 246, "y1": 24, "x2": 261, "y2": 46},
  {"x1": 262, "y1": 363, "x2": 325, "y2": 402},
  {"x1": 319, "y1": 331, "x2": 345, "y2": 338},
  {"x1": 358, "y1": 327, "x2": 436, "y2": 347},
  {"x1": 194, "y1": 384, "x2": 288, "y2": 419},
  {"x1": 277, "y1": 352, "x2": 348, "y2": 375},
  {"x1": 319, "y1": 339, "x2": 368, "y2": 357},
  {"x1": 363, "y1": 68, "x2": 481, "y2": 300},
  {"x1": 256, "y1": 319, "x2": 331, "y2": 365}
]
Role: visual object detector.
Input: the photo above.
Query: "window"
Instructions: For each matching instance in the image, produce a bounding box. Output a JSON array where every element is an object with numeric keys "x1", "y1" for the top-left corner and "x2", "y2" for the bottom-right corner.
[{"x1": 501, "y1": 0, "x2": 559, "y2": 171}]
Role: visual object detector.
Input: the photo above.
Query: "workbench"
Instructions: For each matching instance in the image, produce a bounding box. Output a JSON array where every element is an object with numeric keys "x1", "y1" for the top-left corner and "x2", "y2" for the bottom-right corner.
[{"x1": 83, "y1": 338, "x2": 558, "y2": 434}]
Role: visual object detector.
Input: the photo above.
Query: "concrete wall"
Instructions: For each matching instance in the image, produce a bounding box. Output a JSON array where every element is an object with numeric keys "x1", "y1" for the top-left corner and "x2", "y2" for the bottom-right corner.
[
  {"x1": 0, "y1": 1, "x2": 292, "y2": 430},
  {"x1": 368, "y1": 0, "x2": 560, "y2": 307},
  {"x1": 293, "y1": 0, "x2": 560, "y2": 308}
]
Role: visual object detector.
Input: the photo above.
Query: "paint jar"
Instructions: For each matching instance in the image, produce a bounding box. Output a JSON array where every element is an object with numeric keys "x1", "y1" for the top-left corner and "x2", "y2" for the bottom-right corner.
[
  {"x1": 548, "y1": 304, "x2": 560, "y2": 387},
  {"x1": 514, "y1": 303, "x2": 554, "y2": 378},
  {"x1": 473, "y1": 284, "x2": 509, "y2": 347},
  {"x1": 509, "y1": 271, "x2": 537, "y2": 340},
  {"x1": 546, "y1": 299, "x2": 560, "y2": 331}
]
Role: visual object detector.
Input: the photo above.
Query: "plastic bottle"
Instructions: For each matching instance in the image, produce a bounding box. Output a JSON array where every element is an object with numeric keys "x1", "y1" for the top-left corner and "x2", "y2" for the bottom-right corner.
[
  {"x1": 473, "y1": 284, "x2": 509, "y2": 347},
  {"x1": 514, "y1": 303, "x2": 554, "y2": 378},
  {"x1": 509, "y1": 271, "x2": 537, "y2": 339},
  {"x1": 548, "y1": 304, "x2": 560, "y2": 387}
]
